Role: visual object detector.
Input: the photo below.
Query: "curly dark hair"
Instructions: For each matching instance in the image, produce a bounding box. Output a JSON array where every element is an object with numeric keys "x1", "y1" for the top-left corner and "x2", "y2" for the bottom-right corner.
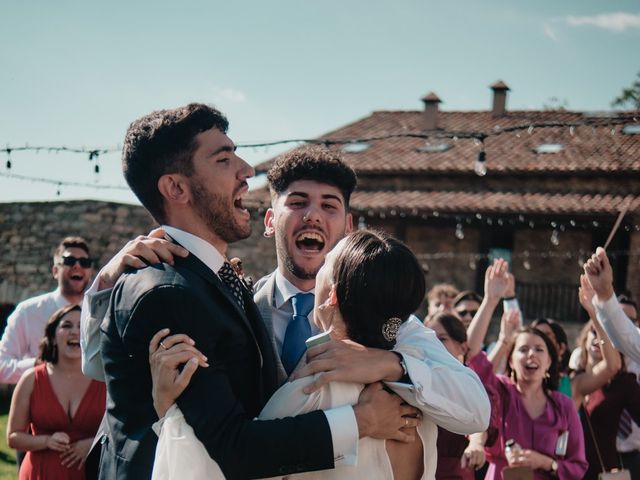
[
  {"x1": 267, "y1": 146, "x2": 357, "y2": 207},
  {"x1": 332, "y1": 230, "x2": 426, "y2": 350},
  {"x1": 505, "y1": 327, "x2": 560, "y2": 394},
  {"x1": 39, "y1": 304, "x2": 81, "y2": 364},
  {"x1": 122, "y1": 103, "x2": 229, "y2": 223}
]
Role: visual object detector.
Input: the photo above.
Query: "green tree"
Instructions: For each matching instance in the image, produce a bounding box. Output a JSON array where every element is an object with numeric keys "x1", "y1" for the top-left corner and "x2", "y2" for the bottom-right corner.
[{"x1": 611, "y1": 71, "x2": 640, "y2": 109}]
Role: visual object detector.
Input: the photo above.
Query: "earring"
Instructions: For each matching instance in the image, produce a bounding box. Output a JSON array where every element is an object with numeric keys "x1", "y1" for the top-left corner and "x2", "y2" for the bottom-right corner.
[
  {"x1": 545, "y1": 371, "x2": 551, "y2": 379},
  {"x1": 263, "y1": 228, "x2": 273, "y2": 238},
  {"x1": 382, "y1": 317, "x2": 402, "y2": 342}
]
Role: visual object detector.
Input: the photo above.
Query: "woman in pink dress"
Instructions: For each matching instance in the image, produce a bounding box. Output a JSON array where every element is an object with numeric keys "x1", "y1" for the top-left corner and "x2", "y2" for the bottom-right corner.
[{"x1": 7, "y1": 304, "x2": 106, "y2": 479}]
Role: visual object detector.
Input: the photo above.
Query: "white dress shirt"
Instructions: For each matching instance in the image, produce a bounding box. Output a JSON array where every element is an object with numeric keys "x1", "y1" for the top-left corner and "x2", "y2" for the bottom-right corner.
[
  {"x1": 595, "y1": 294, "x2": 640, "y2": 365},
  {"x1": 0, "y1": 288, "x2": 70, "y2": 383}
]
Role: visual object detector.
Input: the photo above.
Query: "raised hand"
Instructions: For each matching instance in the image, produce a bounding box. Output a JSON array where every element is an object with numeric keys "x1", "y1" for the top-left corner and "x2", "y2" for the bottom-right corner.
[
  {"x1": 98, "y1": 228, "x2": 189, "y2": 290},
  {"x1": 583, "y1": 247, "x2": 615, "y2": 302},
  {"x1": 484, "y1": 259, "x2": 510, "y2": 302},
  {"x1": 498, "y1": 309, "x2": 521, "y2": 346}
]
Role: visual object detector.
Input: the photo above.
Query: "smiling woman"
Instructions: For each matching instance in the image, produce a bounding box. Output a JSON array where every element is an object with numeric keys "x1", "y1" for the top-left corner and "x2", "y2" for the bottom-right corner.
[{"x1": 6, "y1": 305, "x2": 106, "y2": 480}]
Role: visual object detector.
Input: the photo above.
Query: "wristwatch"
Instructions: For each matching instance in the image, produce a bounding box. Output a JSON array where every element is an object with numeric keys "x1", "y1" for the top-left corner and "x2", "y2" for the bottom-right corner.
[{"x1": 550, "y1": 459, "x2": 558, "y2": 474}]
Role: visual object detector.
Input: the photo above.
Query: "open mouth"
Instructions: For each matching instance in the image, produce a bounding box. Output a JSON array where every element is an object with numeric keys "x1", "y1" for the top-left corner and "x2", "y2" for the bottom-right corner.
[
  {"x1": 524, "y1": 362, "x2": 539, "y2": 371},
  {"x1": 295, "y1": 231, "x2": 325, "y2": 253},
  {"x1": 233, "y1": 187, "x2": 250, "y2": 216},
  {"x1": 70, "y1": 274, "x2": 84, "y2": 281},
  {"x1": 67, "y1": 340, "x2": 80, "y2": 348}
]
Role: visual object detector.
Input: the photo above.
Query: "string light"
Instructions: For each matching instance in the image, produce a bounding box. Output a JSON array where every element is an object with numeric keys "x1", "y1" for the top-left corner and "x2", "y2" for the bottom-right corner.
[
  {"x1": 455, "y1": 223, "x2": 465, "y2": 240},
  {"x1": 1, "y1": 115, "x2": 637, "y2": 190}
]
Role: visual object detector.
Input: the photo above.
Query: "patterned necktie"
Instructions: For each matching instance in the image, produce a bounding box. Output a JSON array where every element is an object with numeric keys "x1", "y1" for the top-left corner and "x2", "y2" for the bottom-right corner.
[
  {"x1": 218, "y1": 261, "x2": 246, "y2": 311},
  {"x1": 281, "y1": 293, "x2": 315, "y2": 375}
]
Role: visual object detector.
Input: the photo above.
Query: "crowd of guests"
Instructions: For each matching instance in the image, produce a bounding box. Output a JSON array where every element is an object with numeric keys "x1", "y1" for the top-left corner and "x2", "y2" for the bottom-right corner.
[
  {"x1": 424, "y1": 254, "x2": 640, "y2": 480},
  {"x1": 0, "y1": 102, "x2": 638, "y2": 480}
]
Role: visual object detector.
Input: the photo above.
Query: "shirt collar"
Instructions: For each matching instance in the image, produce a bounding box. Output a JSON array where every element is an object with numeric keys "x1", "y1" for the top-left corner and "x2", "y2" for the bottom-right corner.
[
  {"x1": 274, "y1": 269, "x2": 315, "y2": 309},
  {"x1": 162, "y1": 225, "x2": 225, "y2": 274}
]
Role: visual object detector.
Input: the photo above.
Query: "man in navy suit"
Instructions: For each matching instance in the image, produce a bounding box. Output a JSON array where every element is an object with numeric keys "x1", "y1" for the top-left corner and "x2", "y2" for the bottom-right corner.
[{"x1": 92, "y1": 104, "x2": 418, "y2": 479}]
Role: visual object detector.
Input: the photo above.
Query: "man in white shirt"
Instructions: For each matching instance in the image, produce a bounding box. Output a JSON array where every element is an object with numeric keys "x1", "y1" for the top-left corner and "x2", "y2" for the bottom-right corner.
[{"x1": 0, "y1": 236, "x2": 92, "y2": 383}]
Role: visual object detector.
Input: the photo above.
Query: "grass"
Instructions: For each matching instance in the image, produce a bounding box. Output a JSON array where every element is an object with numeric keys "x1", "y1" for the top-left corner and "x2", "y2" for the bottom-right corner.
[{"x1": 0, "y1": 391, "x2": 17, "y2": 479}]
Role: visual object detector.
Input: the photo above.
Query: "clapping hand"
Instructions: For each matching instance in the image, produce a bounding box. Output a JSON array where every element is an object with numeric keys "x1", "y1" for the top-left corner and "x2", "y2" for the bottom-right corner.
[{"x1": 60, "y1": 437, "x2": 92, "y2": 470}]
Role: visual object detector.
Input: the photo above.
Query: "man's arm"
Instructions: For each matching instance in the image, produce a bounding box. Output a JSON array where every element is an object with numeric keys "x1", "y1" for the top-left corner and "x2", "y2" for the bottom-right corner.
[
  {"x1": 0, "y1": 305, "x2": 37, "y2": 383},
  {"x1": 80, "y1": 231, "x2": 188, "y2": 381},
  {"x1": 584, "y1": 247, "x2": 640, "y2": 364},
  {"x1": 294, "y1": 316, "x2": 490, "y2": 435}
]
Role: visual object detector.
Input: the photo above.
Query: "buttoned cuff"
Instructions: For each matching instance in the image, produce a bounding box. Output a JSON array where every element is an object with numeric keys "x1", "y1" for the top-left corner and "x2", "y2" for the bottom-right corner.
[{"x1": 324, "y1": 405, "x2": 358, "y2": 466}]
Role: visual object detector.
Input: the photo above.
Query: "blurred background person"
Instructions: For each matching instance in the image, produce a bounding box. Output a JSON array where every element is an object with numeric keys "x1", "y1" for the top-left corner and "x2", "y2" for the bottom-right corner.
[{"x1": 7, "y1": 305, "x2": 106, "y2": 479}]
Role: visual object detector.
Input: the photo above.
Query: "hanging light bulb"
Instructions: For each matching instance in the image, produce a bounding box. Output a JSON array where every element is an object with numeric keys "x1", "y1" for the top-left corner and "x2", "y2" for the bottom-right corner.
[
  {"x1": 468, "y1": 257, "x2": 477, "y2": 270},
  {"x1": 474, "y1": 150, "x2": 487, "y2": 176},
  {"x1": 550, "y1": 229, "x2": 560, "y2": 246},
  {"x1": 523, "y1": 259, "x2": 531, "y2": 270},
  {"x1": 455, "y1": 223, "x2": 465, "y2": 240},
  {"x1": 569, "y1": 126, "x2": 575, "y2": 136},
  {"x1": 358, "y1": 216, "x2": 366, "y2": 230}
]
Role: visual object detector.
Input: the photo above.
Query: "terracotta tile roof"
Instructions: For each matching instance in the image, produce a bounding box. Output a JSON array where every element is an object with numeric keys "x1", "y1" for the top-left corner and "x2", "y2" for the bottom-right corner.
[
  {"x1": 255, "y1": 110, "x2": 640, "y2": 175},
  {"x1": 245, "y1": 187, "x2": 640, "y2": 217}
]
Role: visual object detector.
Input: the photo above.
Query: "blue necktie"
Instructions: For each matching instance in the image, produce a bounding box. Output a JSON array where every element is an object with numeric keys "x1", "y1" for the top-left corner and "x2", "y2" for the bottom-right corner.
[{"x1": 281, "y1": 293, "x2": 315, "y2": 375}]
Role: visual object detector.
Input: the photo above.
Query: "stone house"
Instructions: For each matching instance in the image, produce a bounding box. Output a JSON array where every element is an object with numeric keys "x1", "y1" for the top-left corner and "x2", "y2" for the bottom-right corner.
[{"x1": 248, "y1": 81, "x2": 640, "y2": 324}]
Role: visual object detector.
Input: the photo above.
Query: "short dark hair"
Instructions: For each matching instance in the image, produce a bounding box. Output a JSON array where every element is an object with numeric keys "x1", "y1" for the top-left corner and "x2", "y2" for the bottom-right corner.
[
  {"x1": 39, "y1": 304, "x2": 81, "y2": 364},
  {"x1": 122, "y1": 103, "x2": 229, "y2": 223},
  {"x1": 53, "y1": 236, "x2": 89, "y2": 263},
  {"x1": 427, "y1": 312, "x2": 467, "y2": 344},
  {"x1": 267, "y1": 146, "x2": 357, "y2": 208},
  {"x1": 332, "y1": 230, "x2": 425, "y2": 350},
  {"x1": 506, "y1": 327, "x2": 559, "y2": 393},
  {"x1": 453, "y1": 290, "x2": 483, "y2": 306}
]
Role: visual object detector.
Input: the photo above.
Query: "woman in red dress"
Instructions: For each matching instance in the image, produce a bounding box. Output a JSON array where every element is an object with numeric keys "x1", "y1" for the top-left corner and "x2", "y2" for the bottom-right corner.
[{"x1": 7, "y1": 304, "x2": 106, "y2": 479}]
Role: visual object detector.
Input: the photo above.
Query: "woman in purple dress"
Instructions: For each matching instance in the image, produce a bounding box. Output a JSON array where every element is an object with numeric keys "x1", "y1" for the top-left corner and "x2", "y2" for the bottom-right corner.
[{"x1": 468, "y1": 326, "x2": 588, "y2": 479}]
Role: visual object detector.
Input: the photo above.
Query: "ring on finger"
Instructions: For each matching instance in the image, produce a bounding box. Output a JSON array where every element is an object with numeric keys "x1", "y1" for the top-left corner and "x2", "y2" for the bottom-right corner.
[{"x1": 159, "y1": 341, "x2": 168, "y2": 351}]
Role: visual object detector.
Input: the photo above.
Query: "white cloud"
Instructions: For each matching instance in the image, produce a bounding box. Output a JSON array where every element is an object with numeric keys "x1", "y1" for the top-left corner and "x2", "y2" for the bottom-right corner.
[
  {"x1": 211, "y1": 85, "x2": 247, "y2": 103},
  {"x1": 565, "y1": 12, "x2": 640, "y2": 32},
  {"x1": 543, "y1": 23, "x2": 558, "y2": 41}
]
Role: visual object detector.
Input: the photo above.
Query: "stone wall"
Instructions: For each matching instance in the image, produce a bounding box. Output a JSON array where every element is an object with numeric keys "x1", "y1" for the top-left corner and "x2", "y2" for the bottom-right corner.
[
  {"x1": 0, "y1": 201, "x2": 156, "y2": 303},
  {"x1": 0, "y1": 201, "x2": 279, "y2": 305}
]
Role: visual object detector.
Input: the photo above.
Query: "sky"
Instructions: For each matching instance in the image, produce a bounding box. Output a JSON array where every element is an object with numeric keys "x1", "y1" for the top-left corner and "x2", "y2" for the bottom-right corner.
[{"x1": 1, "y1": 0, "x2": 638, "y2": 205}]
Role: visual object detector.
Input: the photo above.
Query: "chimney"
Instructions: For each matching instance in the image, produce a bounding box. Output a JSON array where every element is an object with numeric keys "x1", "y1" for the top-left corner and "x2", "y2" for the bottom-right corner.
[
  {"x1": 490, "y1": 80, "x2": 510, "y2": 117},
  {"x1": 421, "y1": 92, "x2": 441, "y2": 130}
]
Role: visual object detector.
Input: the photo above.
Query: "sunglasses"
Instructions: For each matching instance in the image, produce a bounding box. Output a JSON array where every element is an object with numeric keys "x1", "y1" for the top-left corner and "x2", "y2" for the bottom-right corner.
[
  {"x1": 456, "y1": 309, "x2": 478, "y2": 317},
  {"x1": 60, "y1": 255, "x2": 93, "y2": 268}
]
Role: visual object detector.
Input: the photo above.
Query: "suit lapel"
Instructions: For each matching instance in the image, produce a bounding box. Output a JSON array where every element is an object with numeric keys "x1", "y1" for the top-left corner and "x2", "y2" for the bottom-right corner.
[{"x1": 254, "y1": 271, "x2": 288, "y2": 386}]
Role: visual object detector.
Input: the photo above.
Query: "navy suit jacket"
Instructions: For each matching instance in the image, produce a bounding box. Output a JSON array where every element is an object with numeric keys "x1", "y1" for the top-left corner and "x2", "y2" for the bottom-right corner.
[{"x1": 98, "y1": 250, "x2": 333, "y2": 479}]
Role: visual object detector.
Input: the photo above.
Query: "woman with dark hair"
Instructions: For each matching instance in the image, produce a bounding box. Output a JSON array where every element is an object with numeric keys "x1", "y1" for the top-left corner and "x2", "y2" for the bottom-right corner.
[
  {"x1": 464, "y1": 260, "x2": 587, "y2": 479},
  {"x1": 469, "y1": 326, "x2": 588, "y2": 479},
  {"x1": 426, "y1": 312, "x2": 490, "y2": 479},
  {"x1": 7, "y1": 304, "x2": 106, "y2": 480},
  {"x1": 530, "y1": 318, "x2": 572, "y2": 397}
]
